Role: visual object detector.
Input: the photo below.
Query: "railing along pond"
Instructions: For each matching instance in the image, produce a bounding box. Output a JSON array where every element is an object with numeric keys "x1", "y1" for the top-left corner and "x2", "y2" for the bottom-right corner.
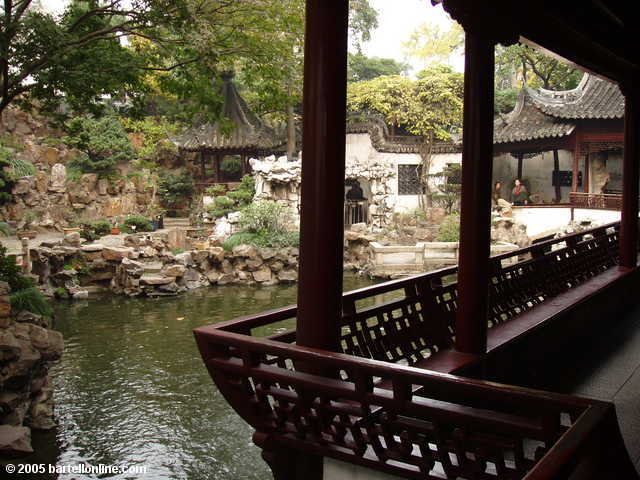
[
  {"x1": 195, "y1": 222, "x2": 635, "y2": 479},
  {"x1": 569, "y1": 192, "x2": 623, "y2": 210}
]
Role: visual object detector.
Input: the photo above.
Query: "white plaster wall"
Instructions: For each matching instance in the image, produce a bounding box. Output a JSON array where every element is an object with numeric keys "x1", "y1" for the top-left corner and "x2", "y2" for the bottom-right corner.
[
  {"x1": 512, "y1": 207, "x2": 621, "y2": 237},
  {"x1": 345, "y1": 133, "x2": 461, "y2": 214},
  {"x1": 493, "y1": 150, "x2": 576, "y2": 203}
]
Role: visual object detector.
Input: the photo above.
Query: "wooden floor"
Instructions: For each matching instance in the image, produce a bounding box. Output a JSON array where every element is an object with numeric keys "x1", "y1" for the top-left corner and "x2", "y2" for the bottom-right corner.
[{"x1": 535, "y1": 302, "x2": 640, "y2": 472}]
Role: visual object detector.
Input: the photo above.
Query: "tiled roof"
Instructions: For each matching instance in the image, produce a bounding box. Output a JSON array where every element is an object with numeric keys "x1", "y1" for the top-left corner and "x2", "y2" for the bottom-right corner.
[
  {"x1": 494, "y1": 90, "x2": 575, "y2": 145},
  {"x1": 528, "y1": 74, "x2": 624, "y2": 119},
  {"x1": 173, "y1": 73, "x2": 287, "y2": 154},
  {"x1": 347, "y1": 114, "x2": 462, "y2": 154}
]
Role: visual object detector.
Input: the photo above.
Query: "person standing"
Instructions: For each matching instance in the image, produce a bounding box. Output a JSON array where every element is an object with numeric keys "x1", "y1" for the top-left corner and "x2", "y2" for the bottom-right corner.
[
  {"x1": 492, "y1": 181, "x2": 503, "y2": 206},
  {"x1": 511, "y1": 178, "x2": 528, "y2": 206}
]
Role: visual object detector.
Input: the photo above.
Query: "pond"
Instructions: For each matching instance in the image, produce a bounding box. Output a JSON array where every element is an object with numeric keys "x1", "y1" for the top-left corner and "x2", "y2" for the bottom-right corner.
[{"x1": 27, "y1": 275, "x2": 380, "y2": 479}]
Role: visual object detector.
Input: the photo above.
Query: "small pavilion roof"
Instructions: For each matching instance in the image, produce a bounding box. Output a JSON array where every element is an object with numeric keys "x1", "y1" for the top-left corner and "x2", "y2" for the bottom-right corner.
[
  {"x1": 528, "y1": 74, "x2": 624, "y2": 119},
  {"x1": 494, "y1": 73, "x2": 623, "y2": 146},
  {"x1": 173, "y1": 73, "x2": 287, "y2": 155},
  {"x1": 493, "y1": 90, "x2": 575, "y2": 145}
]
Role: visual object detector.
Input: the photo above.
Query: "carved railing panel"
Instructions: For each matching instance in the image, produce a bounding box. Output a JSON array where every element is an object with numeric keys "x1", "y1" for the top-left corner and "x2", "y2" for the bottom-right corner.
[
  {"x1": 196, "y1": 221, "x2": 633, "y2": 479},
  {"x1": 196, "y1": 328, "x2": 606, "y2": 480}
]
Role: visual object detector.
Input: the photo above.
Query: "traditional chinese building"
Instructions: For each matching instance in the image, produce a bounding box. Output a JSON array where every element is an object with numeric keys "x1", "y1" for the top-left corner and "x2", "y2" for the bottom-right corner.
[
  {"x1": 173, "y1": 72, "x2": 287, "y2": 188},
  {"x1": 494, "y1": 73, "x2": 625, "y2": 206}
]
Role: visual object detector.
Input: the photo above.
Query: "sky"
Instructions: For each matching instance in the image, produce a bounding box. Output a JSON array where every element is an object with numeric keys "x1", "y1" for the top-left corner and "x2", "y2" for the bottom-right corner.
[
  {"x1": 362, "y1": 0, "x2": 464, "y2": 75},
  {"x1": 43, "y1": 0, "x2": 463, "y2": 74}
]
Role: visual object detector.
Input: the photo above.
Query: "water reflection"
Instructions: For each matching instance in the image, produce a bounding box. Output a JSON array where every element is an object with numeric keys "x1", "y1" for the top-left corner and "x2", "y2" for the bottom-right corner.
[{"x1": 40, "y1": 276, "x2": 378, "y2": 480}]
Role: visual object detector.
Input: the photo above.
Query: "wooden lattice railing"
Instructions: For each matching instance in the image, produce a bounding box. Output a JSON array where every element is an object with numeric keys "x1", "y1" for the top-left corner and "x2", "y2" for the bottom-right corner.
[
  {"x1": 569, "y1": 192, "x2": 623, "y2": 210},
  {"x1": 195, "y1": 221, "x2": 636, "y2": 479}
]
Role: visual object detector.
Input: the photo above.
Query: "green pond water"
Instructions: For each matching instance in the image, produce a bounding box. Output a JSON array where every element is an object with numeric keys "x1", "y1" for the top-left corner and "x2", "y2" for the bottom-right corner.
[{"x1": 26, "y1": 275, "x2": 380, "y2": 480}]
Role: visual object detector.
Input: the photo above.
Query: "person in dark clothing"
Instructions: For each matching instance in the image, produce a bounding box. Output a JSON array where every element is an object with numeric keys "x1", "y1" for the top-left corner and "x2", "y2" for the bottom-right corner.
[{"x1": 346, "y1": 181, "x2": 365, "y2": 200}]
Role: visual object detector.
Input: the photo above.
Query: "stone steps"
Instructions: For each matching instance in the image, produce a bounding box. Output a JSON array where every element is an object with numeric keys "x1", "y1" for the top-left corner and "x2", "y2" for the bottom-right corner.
[{"x1": 163, "y1": 217, "x2": 190, "y2": 228}]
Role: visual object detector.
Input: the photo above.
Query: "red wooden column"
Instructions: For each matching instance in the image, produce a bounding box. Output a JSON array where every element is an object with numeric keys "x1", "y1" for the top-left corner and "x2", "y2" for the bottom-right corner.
[
  {"x1": 455, "y1": 31, "x2": 495, "y2": 355},
  {"x1": 572, "y1": 134, "x2": 581, "y2": 192},
  {"x1": 296, "y1": 0, "x2": 349, "y2": 352},
  {"x1": 620, "y1": 89, "x2": 640, "y2": 268}
]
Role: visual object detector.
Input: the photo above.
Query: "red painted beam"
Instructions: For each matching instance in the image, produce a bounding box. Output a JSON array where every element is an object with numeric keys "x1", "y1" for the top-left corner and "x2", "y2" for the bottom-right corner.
[
  {"x1": 296, "y1": 0, "x2": 349, "y2": 352},
  {"x1": 455, "y1": 31, "x2": 495, "y2": 355}
]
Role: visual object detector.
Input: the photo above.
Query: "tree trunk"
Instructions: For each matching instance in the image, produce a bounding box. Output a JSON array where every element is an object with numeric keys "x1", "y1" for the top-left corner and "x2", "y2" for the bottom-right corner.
[
  {"x1": 419, "y1": 131, "x2": 434, "y2": 212},
  {"x1": 287, "y1": 84, "x2": 296, "y2": 161}
]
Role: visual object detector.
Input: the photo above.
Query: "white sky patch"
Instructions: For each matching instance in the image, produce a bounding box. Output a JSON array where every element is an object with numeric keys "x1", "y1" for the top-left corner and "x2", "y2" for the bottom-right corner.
[{"x1": 362, "y1": 0, "x2": 464, "y2": 76}]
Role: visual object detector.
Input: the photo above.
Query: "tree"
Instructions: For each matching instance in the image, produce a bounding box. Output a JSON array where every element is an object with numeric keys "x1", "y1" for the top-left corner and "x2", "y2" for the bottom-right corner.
[
  {"x1": 64, "y1": 115, "x2": 134, "y2": 177},
  {"x1": 1, "y1": 0, "x2": 308, "y2": 121},
  {"x1": 495, "y1": 44, "x2": 582, "y2": 91},
  {"x1": 428, "y1": 163, "x2": 461, "y2": 214},
  {"x1": 347, "y1": 66, "x2": 464, "y2": 211},
  {"x1": 402, "y1": 19, "x2": 464, "y2": 69},
  {"x1": 347, "y1": 53, "x2": 409, "y2": 82},
  {"x1": 347, "y1": 66, "x2": 464, "y2": 140}
]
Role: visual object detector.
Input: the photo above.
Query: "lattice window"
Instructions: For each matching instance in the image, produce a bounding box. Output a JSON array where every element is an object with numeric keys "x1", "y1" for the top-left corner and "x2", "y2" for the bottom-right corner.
[{"x1": 398, "y1": 164, "x2": 423, "y2": 195}]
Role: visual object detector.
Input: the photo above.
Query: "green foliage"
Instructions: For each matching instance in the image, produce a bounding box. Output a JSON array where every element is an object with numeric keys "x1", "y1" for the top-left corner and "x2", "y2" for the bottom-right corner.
[
  {"x1": 158, "y1": 170, "x2": 195, "y2": 209},
  {"x1": 347, "y1": 53, "x2": 409, "y2": 82},
  {"x1": 8, "y1": 156, "x2": 37, "y2": 179},
  {"x1": 66, "y1": 166, "x2": 83, "y2": 183},
  {"x1": 240, "y1": 201, "x2": 290, "y2": 234},
  {"x1": 495, "y1": 43, "x2": 583, "y2": 91},
  {"x1": 402, "y1": 20, "x2": 464, "y2": 69},
  {"x1": 78, "y1": 219, "x2": 113, "y2": 241},
  {"x1": 436, "y1": 214, "x2": 460, "y2": 242},
  {"x1": 54, "y1": 287, "x2": 70, "y2": 299},
  {"x1": 0, "y1": 222, "x2": 13, "y2": 237},
  {"x1": 10, "y1": 287, "x2": 53, "y2": 318},
  {"x1": 64, "y1": 115, "x2": 134, "y2": 177},
  {"x1": 347, "y1": 66, "x2": 464, "y2": 140},
  {"x1": 494, "y1": 88, "x2": 519, "y2": 115},
  {"x1": 206, "y1": 184, "x2": 226, "y2": 196},
  {"x1": 220, "y1": 157, "x2": 242, "y2": 175},
  {"x1": 121, "y1": 117, "x2": 180, "y2": 169},
  {"x1": 0, "y1": 147, "x2": 16, "y2": 204},
  {"x1": 0, "y1": 246, "x2": 34, "y2": 292},
  {"x1": 124, "y1": 216, "x2": 153, "y2": 232},
  {"x1": 171, "y1": 248, "x2": 184, "y2": 255},
  {"x1": 222, "y1": 230, "x2": 299, "y2": 251},
  {"x1": 206, "y1": 174, "x2": 255, "y2": 218},
  {"x1": 0, "y1": 134, "x2": 23, "y2": 151},
  {"x1": 1, "y1": 0, "x2": 142, "y2": 119},
  {"x1": 429, "y1": 163, "x2": 461, "y2": 214}
]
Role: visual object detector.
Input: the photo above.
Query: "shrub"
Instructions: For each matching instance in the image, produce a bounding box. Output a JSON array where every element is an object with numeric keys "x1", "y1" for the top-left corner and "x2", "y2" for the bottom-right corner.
[
  {"x1": 0, "y1": 147, "x2": 16, "y2": 204},
  {"x1": 220, "y1": 156, "x2": 242, "y2": 175},
  {"x1": 222, "y1": 230, "x2": 300, "y2": 251},
  {"x1": 206, "y1": 175, "x2": 255, "y2": 219},
  {"x1": 10, "y1": 287, "x2": 53, "y2": 318},
  {"x1": 64, "y1": 115, "x2": 134, "y2": 177},
  {"x1": 158, "y1": 170, "x2": 194, "y2": 209},
  {"x1": 121, "y1": 117, "x2": 180, "y2": 169},
  {"x1": 436, "y1": 214, "x2": 460, "y2": 242},
  {"x1": 0, "y1": 246, "x2": 34, "y2": 291},
  {"x1": 8, "y1": 156, "x2": 36, "y2": 179},
  {"x1": 222, "y1": 232, "x2": 263, "y2": 251},
  {"x1": 240, "y1": 201, "x2": 290, "y2": 234},
  {"x1": 124, "y1": 215, "x2": 153, "y2": 232},
  {"x1": 78, "y1": 219, "x2": 112, "y2": 241},
  {"x1": 206, "y1": 184, "x2": 226, "y2": 196},
  {"x1": 0, "y1": 222, "x2": 13, "y2": 237},
  {"x1": 54, "y1": 287, "x2": 69, "y2": 299}
]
